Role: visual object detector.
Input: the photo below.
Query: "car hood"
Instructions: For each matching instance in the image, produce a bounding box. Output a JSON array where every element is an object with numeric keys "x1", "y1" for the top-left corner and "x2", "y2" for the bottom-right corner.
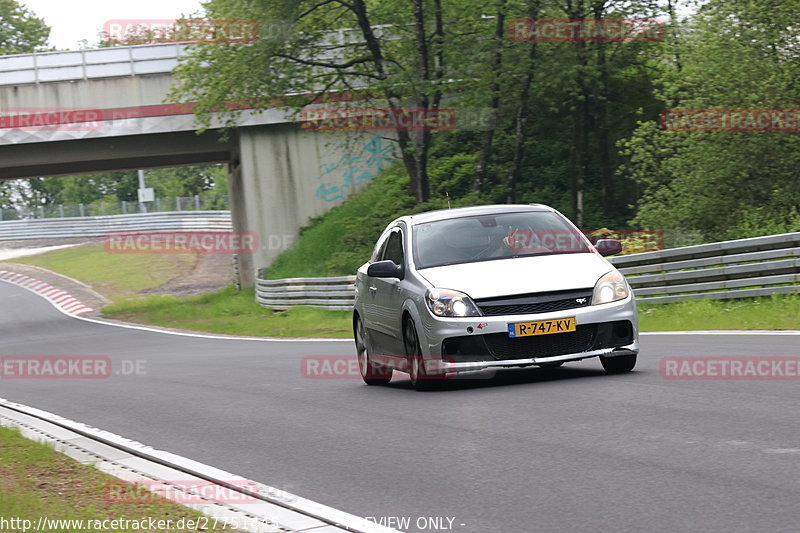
[{"x1": 416, "y1": 253, "x2": 612, "y2": 299}]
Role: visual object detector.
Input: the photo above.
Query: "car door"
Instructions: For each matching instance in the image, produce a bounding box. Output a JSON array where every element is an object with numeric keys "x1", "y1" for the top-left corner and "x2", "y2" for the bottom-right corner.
[
  {"x1": 359, "y1": 231, "x2": 391, "y2": 335},
  {"x1": 370, "y1": 226, "x2": 407, "y2": 354}
]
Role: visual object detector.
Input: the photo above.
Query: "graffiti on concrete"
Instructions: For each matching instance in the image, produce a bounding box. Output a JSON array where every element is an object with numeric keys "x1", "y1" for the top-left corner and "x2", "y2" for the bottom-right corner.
[{"x1": 315, "y1": 136, "x2": 396, "y2": 202}]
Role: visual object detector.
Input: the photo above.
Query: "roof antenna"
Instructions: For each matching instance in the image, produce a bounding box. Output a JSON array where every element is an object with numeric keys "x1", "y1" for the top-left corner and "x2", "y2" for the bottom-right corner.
[{"x1": 446, "y1": 191, "x2": 451, "y2": 209}]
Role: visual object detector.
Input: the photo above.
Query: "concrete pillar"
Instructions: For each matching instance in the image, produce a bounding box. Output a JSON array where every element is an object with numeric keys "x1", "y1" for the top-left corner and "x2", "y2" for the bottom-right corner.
[
  {"x1": 227, "y1": 146, "x2": 256, "y2": 289},
  {"x1": 236, "y1": 123, "x2": 388, "y2": 276}
]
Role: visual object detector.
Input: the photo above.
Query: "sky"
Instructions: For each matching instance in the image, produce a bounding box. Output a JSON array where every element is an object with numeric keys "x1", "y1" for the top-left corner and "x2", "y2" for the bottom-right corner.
[{"x1": 22, "y1": 0, "x2": 207, "y2": 50}]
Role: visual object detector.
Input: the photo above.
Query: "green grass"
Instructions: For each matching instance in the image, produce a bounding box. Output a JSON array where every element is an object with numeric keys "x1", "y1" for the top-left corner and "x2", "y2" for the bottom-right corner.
[
  {"x1": 14, "y1": 244, "x2": 197, "y2": 299},
  {"x1": 0, "y1": 426, "x2": 232, "y2": 532},
  {"x1": 638, "y1": 293, "x2": 800, "y2": 331},
  {"x1": 101, "y1": 285, "x2": 353, "y2": 338},
  {"x1": 261, "y1": 164, "x2": 485, "y2": 278}
]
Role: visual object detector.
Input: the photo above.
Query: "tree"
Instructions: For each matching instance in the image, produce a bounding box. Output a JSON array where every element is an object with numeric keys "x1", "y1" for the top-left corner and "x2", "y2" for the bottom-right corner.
[
  {"x1": 170, "y1": 0, "x2": 503, "y2": 203},
  {"x1": 167, "y1": 0, "x2": 665, "y2": 226},
  {"x1": 0, "y1": 0, "x2": 49, "y2": 55},
  {"x1": 621, "y1": 0, "x2": 800, "y2": 240},
  {"x1": 0, "y1": 0, "x2": 50, "y2": 214}
]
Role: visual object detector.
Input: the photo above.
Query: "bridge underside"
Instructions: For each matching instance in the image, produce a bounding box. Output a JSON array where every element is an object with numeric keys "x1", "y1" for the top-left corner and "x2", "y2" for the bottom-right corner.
[
  {"x1": 0, "y1": 122, "x2": 387, "y2": 288},
  {"x1": 0, "y1": 130, "x2": 234, "y2": 180}
]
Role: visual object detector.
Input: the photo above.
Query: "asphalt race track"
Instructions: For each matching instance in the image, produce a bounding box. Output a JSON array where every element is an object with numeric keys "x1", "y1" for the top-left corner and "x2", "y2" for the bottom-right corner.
[{"x1": 1, "y1": 280, "x2": 799, "y2": 533}]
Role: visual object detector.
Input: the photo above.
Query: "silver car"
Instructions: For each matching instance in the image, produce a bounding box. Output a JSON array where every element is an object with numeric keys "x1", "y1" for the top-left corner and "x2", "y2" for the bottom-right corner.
[{"x1": 353, "y1": 204, "x2": 639, "y2": 390}]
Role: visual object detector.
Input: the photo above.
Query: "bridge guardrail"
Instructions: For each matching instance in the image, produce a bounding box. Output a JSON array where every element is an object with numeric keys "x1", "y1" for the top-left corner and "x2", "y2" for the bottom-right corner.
[
  {"x1": 256, "y1": 232, "x2": 800, "y2": 310},
  {"x1": 0, "y1": 43, "x2": 188, "y2": 85},
  {"x1": 0, "y1": 211, "x2": 231, "y2": 240}
]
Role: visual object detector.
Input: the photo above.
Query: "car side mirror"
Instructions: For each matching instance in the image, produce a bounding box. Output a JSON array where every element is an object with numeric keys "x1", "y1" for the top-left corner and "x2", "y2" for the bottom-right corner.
[
  {"x1": 367, "y1": 260, "x2": 404, "y2": 279},
  {"x1": 595, "y1": 239, "x2": 622, "y2": 256}
]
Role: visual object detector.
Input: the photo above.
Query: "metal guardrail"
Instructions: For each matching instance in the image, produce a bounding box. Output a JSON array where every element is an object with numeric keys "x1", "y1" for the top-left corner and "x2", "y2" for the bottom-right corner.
[
  {"x1": 256, "y1": 232, "x2": 800, "y2": 310},
  {"x1": 256, "y1": 276, "x2": 356, "y2": 311},
  {"x1": 0, "y1": 195, "x2": 229, "y2": 221},
  {"x1": 609, "y1": 231, "x2": 800, "y2": 304},
  {"x1": 0, "y1": 43, "x2": 188, "y2": 86},
  {"x1": 0, "y1": 211, "x2": 231, "y2": 240}
]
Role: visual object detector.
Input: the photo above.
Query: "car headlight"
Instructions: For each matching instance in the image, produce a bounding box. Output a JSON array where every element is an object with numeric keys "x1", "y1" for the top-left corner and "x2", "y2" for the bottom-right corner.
[
  {"x1": 425, "y1": 288, "x2": 481, "y2": 317},
  {"x1": 592, "y1": 270, "x2": 630, "y2": 305}
]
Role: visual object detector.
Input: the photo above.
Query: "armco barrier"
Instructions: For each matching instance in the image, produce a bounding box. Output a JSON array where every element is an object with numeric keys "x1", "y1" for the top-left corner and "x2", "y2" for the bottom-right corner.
[
  {"x1": 609, "y1": 231, "x2": 800, "y2": 304},
  {"x1": 255, "y1": 275, "x2": 356, "y2": 311},
  {"x1": 256, "y1": 232, "x2": 800, "y2": 310},
  {"x1": 0, "y1": 211, "x2": 231, "y2": 240}
]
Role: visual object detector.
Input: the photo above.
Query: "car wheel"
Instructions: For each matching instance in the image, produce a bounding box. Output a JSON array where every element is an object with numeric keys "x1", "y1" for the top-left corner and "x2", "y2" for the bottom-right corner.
[
  {"x1": 600, "y1": 353, "x2": 637, "y2": 374},
  {"x1": 403, "y1": 318, "x2": 441, "y2": 391},
  {"x1": 355, "y1": 316, "x2": 392, "y2": 385}
]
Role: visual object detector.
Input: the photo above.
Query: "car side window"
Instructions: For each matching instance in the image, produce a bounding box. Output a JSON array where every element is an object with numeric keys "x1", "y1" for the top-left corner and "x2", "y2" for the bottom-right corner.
[
  {"x1": 381, "y1": 230, "x2": 405, "y2": 266},
  {"x1": 371, "y1": 233, "x2": 391, "y2": 263}
]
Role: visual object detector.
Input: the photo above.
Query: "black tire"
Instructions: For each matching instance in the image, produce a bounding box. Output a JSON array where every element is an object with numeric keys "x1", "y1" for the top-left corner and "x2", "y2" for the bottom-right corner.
[
  {"x1": 355, "y1": 315, "x2": 392, "y2": 385},
  {"x1": 600, "y1": 353, "x2": 637, "y2": 374},
  {"x1": 403, "y1": 318, "x2": 442, "y2": 391}
]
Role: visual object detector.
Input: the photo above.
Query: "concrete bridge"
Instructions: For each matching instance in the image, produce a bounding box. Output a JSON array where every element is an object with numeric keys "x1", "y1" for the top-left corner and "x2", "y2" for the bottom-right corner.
[{"x1": 0, "y1": 43, "x2": 395, "y2": 287}]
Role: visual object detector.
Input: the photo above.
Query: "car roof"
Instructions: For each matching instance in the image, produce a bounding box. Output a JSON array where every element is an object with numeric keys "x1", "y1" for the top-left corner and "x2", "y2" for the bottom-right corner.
[{"x1": 401, "y1": 204, "x2": 555, "y2": 226}]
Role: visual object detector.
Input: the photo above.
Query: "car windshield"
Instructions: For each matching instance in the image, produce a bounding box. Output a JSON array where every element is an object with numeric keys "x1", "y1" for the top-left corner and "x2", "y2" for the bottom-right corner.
[{"x1": 412, "y1": 211, "x2": 591, "y2": 269}]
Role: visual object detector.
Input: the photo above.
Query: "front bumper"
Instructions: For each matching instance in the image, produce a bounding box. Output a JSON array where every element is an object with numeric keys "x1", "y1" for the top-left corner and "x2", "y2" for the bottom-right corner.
[
  {"x1": 418, "y1": 296, "x2": 639, "y2": 374},
  {"x1": 437, "y1": 346, "x2": 638, "y2": 374}
]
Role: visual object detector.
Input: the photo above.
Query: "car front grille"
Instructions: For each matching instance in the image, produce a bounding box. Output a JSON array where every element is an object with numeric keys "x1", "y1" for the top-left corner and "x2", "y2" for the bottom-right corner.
[
  {"x1": 483, "y1": 325, "x2": 596, "y2": 359},
  {"x1": 475, "y1": 289, "x2": 593, "y2": 316}
]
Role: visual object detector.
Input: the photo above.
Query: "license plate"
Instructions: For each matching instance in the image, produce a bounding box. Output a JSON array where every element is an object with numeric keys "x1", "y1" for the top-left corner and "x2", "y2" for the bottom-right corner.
[{"x1": 508, "y1": 317, "x2": 576, "y2": 338}]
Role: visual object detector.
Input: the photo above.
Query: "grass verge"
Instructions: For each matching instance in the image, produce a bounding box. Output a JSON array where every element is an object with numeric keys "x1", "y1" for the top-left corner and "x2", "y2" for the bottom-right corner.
[
  {"x1": 638, "y1": 294, "x2": 800, "y2": 331},
  {"x1": 13, "y1": 244, "x2": 197, "y2": 299},
  {"x1": 100, "y1": 286, "x2": 353, "y2": 338},
  {"x1": 0, "y1": 425, "x2": 233, "y2": 532}
]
